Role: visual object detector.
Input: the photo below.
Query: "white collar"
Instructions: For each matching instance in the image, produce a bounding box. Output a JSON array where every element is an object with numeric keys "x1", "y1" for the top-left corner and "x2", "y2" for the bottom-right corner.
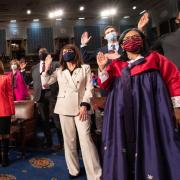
[
  {"x1": 128, "y1": 55, "x2": 144, "y2": 64},
  {"x1": 108, "y1": 41, "x2": 119, "y2": 46},
  {"x1": 40, "y1": 60, "x2": 44, "y2": 63}
]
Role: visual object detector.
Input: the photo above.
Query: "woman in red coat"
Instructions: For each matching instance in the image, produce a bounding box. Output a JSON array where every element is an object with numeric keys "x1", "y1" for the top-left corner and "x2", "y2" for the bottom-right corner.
[{"x1": 0, "y1": 60, "x2": 15, "y2": 166}]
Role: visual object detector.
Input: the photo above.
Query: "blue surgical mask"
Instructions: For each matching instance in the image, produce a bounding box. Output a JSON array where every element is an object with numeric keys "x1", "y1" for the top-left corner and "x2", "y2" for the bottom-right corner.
[
  {"x1": 63, "y1": 52, "x2": 75, "y2": 62},
  {"x1": 104, "y1": 32, "x2": 117, "y2": 41}
]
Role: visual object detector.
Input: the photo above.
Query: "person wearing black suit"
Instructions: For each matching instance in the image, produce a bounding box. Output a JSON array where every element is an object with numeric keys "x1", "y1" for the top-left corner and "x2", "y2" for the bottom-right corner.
[
  {"x1": 151, "y1": 12, "x2": 180, "y2": 68},
  {"x1": 48, "y1": 57, "x2": 63, "y2": 149},
  {"x1": 31, "y1": 48, "x2": 59, "y2": 148},
  {"x1": 19, "y1": 57, "x2": 29, "y2": 85},
  {"x1": 80, "y1": 26, "x2": 122, "y2": 63},
  {"x1": 48, "y1": 81, "x2": 63, "y2": 148}
]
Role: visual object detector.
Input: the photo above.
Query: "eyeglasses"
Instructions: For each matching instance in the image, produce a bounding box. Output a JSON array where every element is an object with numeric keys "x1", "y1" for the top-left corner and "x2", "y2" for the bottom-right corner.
[{"x1": 123, "y1": 35, "x2": 141, "y2": 42}]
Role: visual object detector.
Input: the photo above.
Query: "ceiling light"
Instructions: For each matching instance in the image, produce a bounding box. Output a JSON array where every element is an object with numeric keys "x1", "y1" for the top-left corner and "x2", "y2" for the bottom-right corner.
[
  {"x1": 79, "y1": 6, "x2": 84, "y2": 11},
  {"x1": 56, "y1": 18, "x2": 62, "y2": 21},
  {"x1": 132, "y1": 6, "x2": 136, "y2": 10},
  {"x1": 101, "y1": 10, "x2": 107, "y2": 17},
  {"x1": 78, "y1": 17, "x2": 85, "y2": 20},
  {"x1": 100, "y1": 8, "x2": 117, "y2": 17},
  {"x1": 49, "y1": 12, "x2": 53, "y2": 18},
  {"x1": 101, "y1": 16, "x2": 108, "y2": 19},
  {"x1": 10, "y1": 20, "x2": 16, "y2": 23},
  {"x1": 110, "y1": 9, "x2": 116, "y2": 15},
  {"x1": 123, "y1": 16, "x2": 130, "y2": 19},
  {"x1": 27, "y1": 10, "x2": 31, "y2": 14},
  {"x1": 139, "y1": 10, "x2": 146, "y2": 15},
  {"x1": 33, "y1": 19, "x2": 39, "y2": 22},
  {"x1": 49, "y1": 9, "x2": 63, "y2": 18}
]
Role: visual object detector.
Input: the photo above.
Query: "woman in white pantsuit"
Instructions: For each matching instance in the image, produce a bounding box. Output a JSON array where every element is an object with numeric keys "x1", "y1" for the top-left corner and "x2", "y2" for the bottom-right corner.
[{"x1": 41, "y1": 44, "x2": 102, "y2": 180}]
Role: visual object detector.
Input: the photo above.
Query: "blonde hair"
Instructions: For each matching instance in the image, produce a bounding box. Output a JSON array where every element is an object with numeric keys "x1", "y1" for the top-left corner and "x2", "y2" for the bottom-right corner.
[
  {"x1": 10, "y1": 59, "x2": 20, "y2": 68},
  {"x1": 0, "y1": 60, "x2": 4, "y2": 75}
]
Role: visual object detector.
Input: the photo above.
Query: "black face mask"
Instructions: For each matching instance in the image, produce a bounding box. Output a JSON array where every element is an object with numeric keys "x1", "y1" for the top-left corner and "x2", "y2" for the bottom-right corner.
[
  {"x1": 63, "y1": 52, "x2": 75, "y2": 62},
  {"x1": 39, "y1": 53, "x2": 48, "y2": 61}
]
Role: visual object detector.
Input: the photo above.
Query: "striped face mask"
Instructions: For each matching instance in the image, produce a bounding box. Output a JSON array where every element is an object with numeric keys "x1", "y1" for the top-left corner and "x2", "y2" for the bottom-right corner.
[{"x1": 122, "y1": 36, "x2": 143, "y2": 52}]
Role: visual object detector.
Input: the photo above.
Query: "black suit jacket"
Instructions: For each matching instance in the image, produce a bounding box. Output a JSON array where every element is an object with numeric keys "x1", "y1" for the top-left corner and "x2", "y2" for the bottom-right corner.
[
  {"x1": 151, "y1": 29, "x2": 180, "y2": 68},
  {"x1": 80, "y1": 45, "x2": 122, "y2": 64},
  {"x1": 31, "y1": 61, "x2": 59, "y2": 102},
  {"x1": 20, "y1": 70, "x2": 29, "y2": 84}
]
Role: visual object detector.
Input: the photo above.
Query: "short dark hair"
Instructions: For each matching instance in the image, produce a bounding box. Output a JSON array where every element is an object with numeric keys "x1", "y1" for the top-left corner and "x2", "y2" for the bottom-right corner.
[
  {"x1": 0, "y1": 60, "x2": 4, "y2": 75},
  {"x1": 104, "y1": 25, "x2": 117, "y2": 33},
  {"x1": 39, "y1": 48, "x2": 48, "y2": 55},
  {"x1": 59, "y1": 44, "x2": 83, "y2": 70},
  {"x1": 119, "y1": 28, "x2": 150, "y2": 61}
]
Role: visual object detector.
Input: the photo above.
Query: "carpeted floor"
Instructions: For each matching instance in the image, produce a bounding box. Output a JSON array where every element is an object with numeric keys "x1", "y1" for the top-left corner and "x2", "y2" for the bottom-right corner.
[
  {"x1": 0, "y1": 129, "x2": 87, "y2": 180},
  {"x1": 0, "y1": 149, "x2": 87, "y2": 180}
]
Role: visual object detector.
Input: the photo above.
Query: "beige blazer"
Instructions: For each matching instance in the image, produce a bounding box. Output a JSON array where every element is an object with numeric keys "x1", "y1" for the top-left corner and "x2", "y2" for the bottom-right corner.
[{"x1": 41, "y1": 64, "x2": 93, "y2": 116}]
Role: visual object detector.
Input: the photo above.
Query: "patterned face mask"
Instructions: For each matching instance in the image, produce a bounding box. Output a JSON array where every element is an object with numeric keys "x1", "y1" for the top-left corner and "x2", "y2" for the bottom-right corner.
[{"x1": 122, "y1": 36, "x2": 143, "y2": 52}]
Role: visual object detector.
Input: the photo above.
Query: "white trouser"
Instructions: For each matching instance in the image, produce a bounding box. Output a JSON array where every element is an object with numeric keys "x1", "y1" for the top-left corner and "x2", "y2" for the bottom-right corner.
[{"x1": 59, "y1": 114, "x2": 102, "y2": 180}]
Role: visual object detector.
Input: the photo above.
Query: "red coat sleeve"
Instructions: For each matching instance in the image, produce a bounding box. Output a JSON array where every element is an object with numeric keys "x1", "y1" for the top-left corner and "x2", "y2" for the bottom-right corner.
[
  {"x1": 6, "y1": 76, "x2": 15, "y2": 115},
  {"x1": 98, "y1": 62, "x2": 115, "y2": 90},
  {"x1": 155, "y1": 52, "x2": 180, "y2": 97}
]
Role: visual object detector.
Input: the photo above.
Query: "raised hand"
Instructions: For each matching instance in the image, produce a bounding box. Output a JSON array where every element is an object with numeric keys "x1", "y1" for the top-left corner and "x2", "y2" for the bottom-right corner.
[
  {"x1": 81, "y1": 32, "x2": 92, "y2": 45},
  {"x1": 105, "y1": 50, "x2": 120, "y2": 60},
  {"x1": 96, "y1": 52, "x2": 108, "y2": 71},
  {"x1": 138, "y1": 12, "x2": 150, "y2": 32},
  {"x1": 45, "y1": 54, "x2": 52, "y2": 73}
]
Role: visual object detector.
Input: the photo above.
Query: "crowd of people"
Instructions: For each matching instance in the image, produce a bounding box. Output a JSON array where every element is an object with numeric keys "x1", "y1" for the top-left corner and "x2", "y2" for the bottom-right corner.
[{"x1": 0, "y1": 12, "x2": 180, "y2": 180}]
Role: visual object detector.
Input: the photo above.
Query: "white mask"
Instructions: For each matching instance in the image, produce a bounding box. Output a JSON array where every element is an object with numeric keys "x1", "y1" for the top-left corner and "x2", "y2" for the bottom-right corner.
[{"x1": 11, "y1": 64, "x2": 17, "y2": 70}]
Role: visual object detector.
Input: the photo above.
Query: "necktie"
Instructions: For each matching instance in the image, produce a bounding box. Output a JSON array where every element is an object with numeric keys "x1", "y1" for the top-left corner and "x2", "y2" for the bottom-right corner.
[{"x1": 111, "y1": 44, "x2": 116, "y2": 51}]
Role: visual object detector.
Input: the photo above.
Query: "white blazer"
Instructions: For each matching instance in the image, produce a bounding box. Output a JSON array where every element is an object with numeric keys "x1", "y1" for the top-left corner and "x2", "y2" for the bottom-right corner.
[{"x1": 41, "y1": 64, "x2": 93, "y2": 116}]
